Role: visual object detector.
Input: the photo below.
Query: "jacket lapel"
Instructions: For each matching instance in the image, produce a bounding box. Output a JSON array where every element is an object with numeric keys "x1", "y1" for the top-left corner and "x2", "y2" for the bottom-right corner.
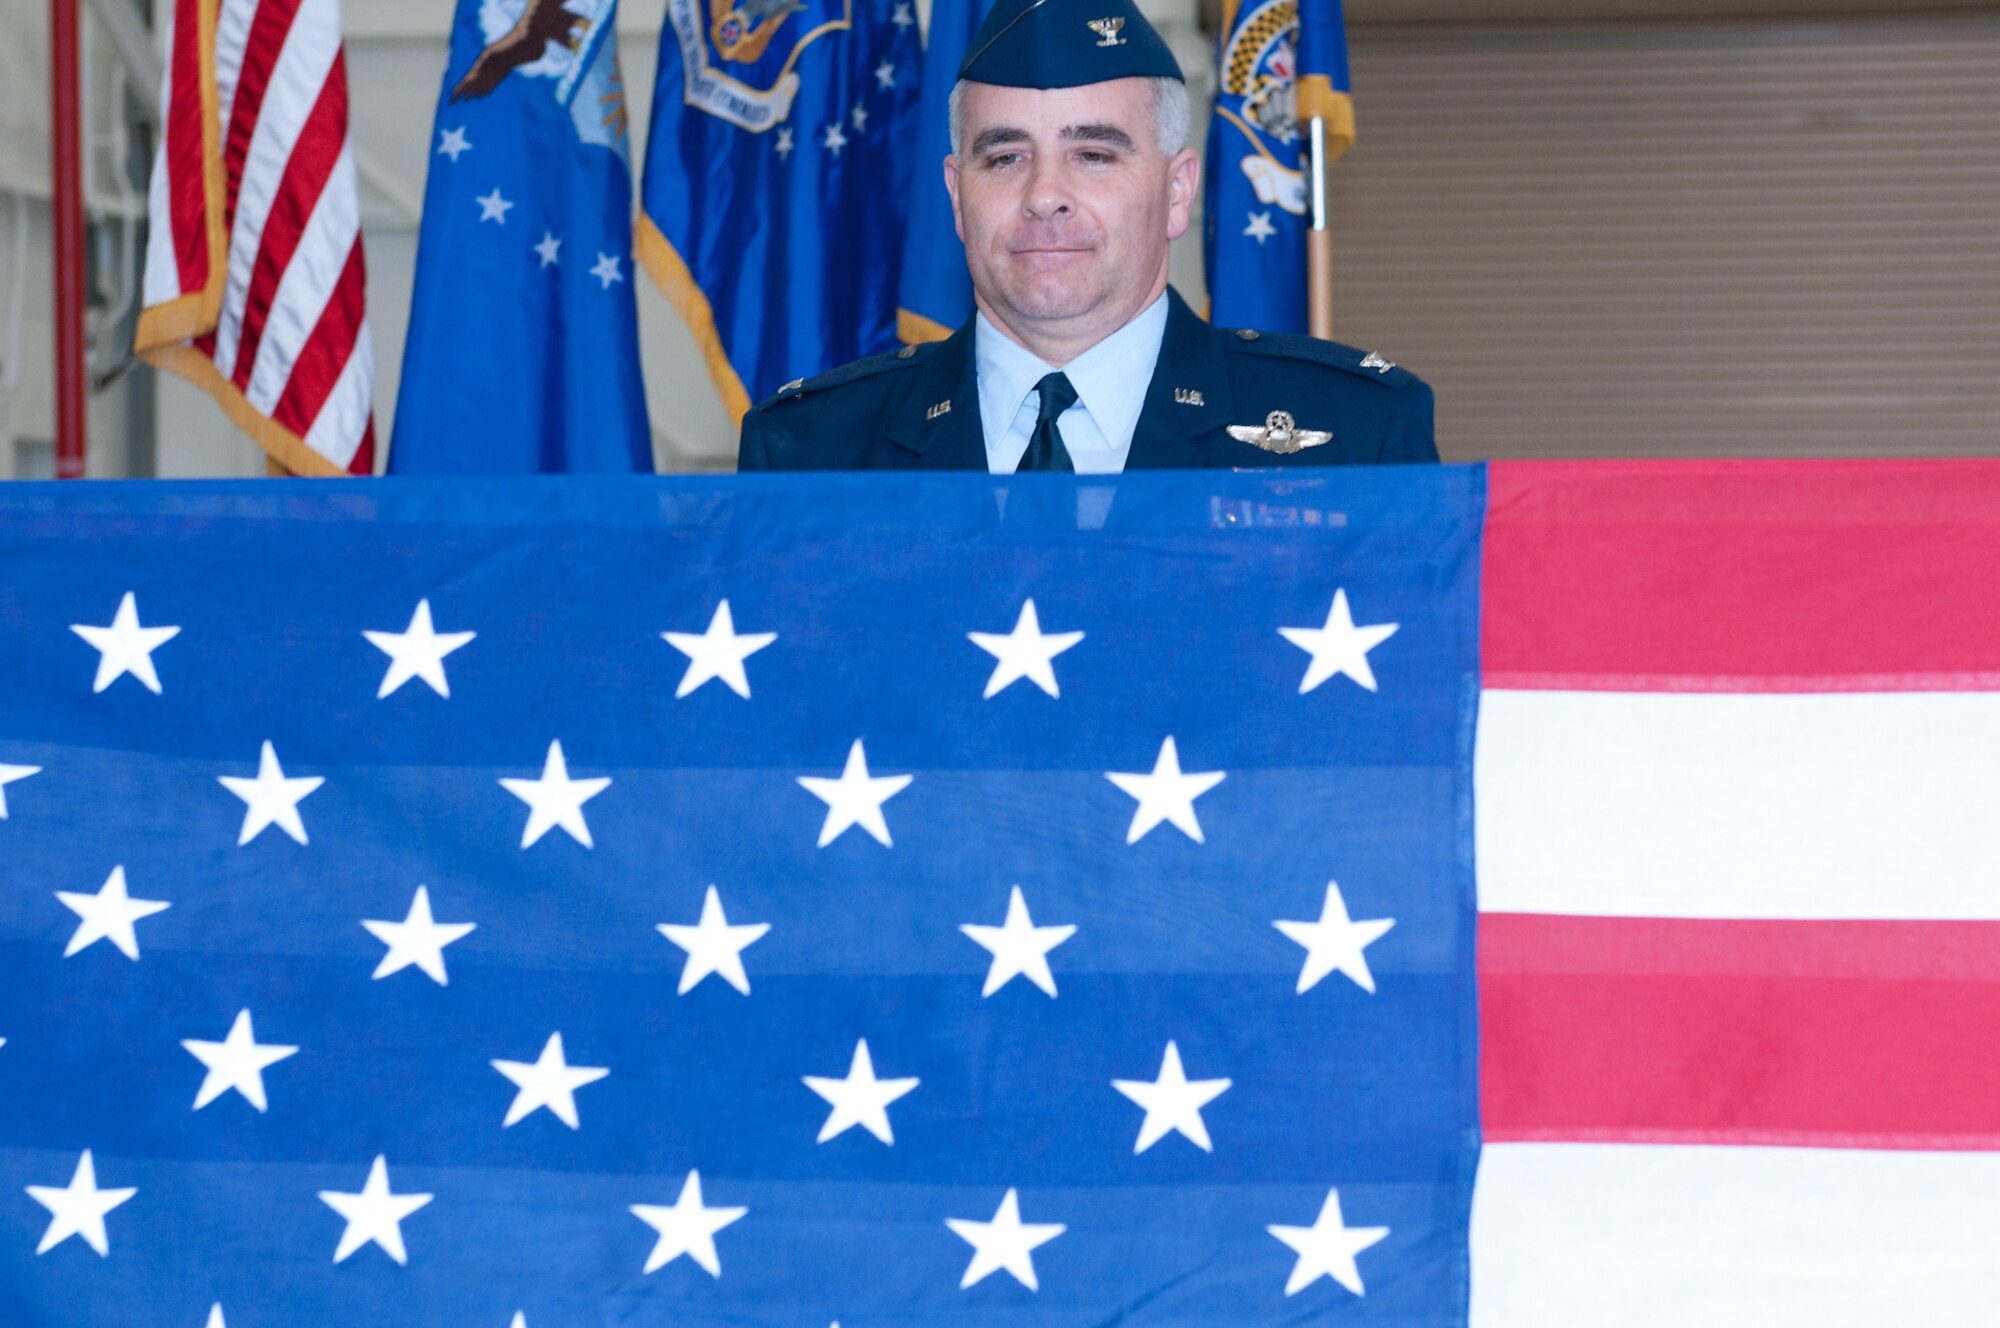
[
  {"x1": 887, "y1": 291, "x2": 1229, "y2": 472},
  {"x1": 1124, "y1": 288, "x2": 1234, "y2": 470},
  {"x1": 886, "y1": 319, "x2": 986, "y2": 471}
]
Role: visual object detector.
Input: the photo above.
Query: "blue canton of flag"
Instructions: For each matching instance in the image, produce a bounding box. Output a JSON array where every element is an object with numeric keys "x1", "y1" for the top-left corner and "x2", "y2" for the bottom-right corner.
[
  {"x1": 1204, "y1": 0, "x2": 1355, "y2": 333},
  {"x1": 640, "y1": 0, "x2": 921, "y2": 421},
  {"x1": 896, "y1": 0, "x2": 993, "y2": 345},
  {"x1": 390, "y1": 0, "x2": 654, "y2": 474},
  {"x1": 0, "y1": 468, "x2": 1480, "y2": 1326}
]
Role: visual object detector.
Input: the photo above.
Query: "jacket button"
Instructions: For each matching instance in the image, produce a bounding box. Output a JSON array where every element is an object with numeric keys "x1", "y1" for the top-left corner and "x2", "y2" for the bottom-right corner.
[{"x1": 1236, "y1": 328, "x2": 1260, "y2": 341}]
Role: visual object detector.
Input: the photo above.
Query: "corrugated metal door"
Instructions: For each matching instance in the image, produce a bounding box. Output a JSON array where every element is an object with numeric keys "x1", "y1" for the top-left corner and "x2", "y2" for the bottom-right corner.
[{"x1": 1322, "y1": 15, "x2": 2000, "y2": 459}]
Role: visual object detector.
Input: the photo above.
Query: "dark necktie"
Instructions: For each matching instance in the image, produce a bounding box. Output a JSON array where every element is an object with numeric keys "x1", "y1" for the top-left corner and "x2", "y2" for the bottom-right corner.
[{"x1": 1018, "y1": 371, "x2": 1078, "y2": 473}]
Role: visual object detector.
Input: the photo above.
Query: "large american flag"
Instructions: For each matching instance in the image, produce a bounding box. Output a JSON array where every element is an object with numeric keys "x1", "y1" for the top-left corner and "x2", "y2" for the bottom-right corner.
[
  {"x1": 1, "y1": 464, "x2": 1993, "y2": 1326},
  {"x1": 135, "y1": 0, "x2": 375, "y2": 476}
]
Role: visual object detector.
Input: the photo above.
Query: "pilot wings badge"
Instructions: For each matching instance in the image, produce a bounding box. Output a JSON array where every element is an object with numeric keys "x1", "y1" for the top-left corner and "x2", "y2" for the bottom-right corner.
[
  {"x1": 1227, "y1": 409, "x2": 1333, "y2": 455},
  {"x1": 667, "y1": 0, "x2": 851, "y2": 132}
]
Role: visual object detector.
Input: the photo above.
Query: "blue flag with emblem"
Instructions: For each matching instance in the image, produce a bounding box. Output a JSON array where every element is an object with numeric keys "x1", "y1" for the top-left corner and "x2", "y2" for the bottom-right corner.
[
  {"x1": 0, "y1": 466, "x2": 1480, "y2": 1326},
  {"x1": 390, "y1": 0, "x2": 653, "y2": 474},
  {"x1": 639, "y1": 0, "x2": 921, "y2": 422},
  {"x1": 1204, "y1": 0, "x2": 1355, "y2": 333},
  {"x1": 895, "y1": 0, "x2": 993, "y2": 345}
]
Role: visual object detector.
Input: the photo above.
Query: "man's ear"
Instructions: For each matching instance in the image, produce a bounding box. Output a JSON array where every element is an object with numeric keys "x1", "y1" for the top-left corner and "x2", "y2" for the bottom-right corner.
[
  {"x1": 944, "y1": 155, "x2": 965, "y2": 243},
  {"x1": 1164, "y1": 147, "x2": 1201, "y2": 242}
]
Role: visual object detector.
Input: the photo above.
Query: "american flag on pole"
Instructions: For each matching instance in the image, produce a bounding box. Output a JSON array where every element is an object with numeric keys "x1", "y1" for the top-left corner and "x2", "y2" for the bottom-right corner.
[
  {"x1": 1, "y1": 462, "x2": 1995, "y2": 1325},
  {"x1": 135, "y1": 0, "x2": 376, "y2": 476}
]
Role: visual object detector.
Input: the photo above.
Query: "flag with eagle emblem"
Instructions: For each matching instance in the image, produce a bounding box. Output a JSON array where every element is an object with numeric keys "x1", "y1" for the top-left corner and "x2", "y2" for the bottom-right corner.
[
  {"x1": 389, "y1": 0, "x2": 654, "y2": 473},
  {"x1": 1204, "y1": 0, "x2": 1354, "y2": 333}
]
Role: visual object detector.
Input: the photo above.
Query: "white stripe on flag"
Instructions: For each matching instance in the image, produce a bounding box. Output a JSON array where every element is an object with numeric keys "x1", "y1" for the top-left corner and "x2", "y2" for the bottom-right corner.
[
  {"x1": 1475, "y1": 690, "x2": 2000, "y2": 920},
  {"x1": 212, "y1": 0, "x2": 340, "y2": 375},
  {"x1": 211, "y1": 0, "x2": 261, "y2": 130},
  {"x1": 141, "y1": 138, "x2": 181, "y2": 306},
  {"x1": 1471, "y1": 1143, "x2": 2000, "y2": 1327},
  {"x1": 141, "y1": 0, "x2": 186, "y2": 307}
]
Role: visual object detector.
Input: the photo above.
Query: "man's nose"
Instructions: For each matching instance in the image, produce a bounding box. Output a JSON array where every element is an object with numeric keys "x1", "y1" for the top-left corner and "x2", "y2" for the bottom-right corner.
[{"x1": 1022, "y1": 156, "x2": 1072, "y2": 219}]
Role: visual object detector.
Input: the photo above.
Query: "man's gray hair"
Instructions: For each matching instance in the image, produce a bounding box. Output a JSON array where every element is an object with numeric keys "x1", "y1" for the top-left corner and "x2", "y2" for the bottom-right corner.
[{"x1": 947, "y1": 76, "x2": 1190, "y2": 158}]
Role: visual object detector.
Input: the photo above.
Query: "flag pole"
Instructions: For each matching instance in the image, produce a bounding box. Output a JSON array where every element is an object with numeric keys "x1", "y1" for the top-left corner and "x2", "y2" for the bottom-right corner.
[
  {"x1": 1306, "y1": 114, "x2": 1334, "y2": 341},
  {"x1": 49, "y1": 0, "x2": 89, "y2": 477}
]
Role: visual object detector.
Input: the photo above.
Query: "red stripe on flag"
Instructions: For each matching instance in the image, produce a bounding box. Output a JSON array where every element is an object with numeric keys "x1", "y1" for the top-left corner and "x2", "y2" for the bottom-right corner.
[
  {"x1": 1479, "y1": 911, "x2": 2000, "y2": 1150},
  {"x1": 221, "y1": 0, "x2": 305, "y2": 228},
  {"x1": 271, "y1": 237, "x2": 366, "y2": 436},
  {"x1": 164, "y1": 0, "x2": 209, "y2": 295},
  {"x1": 348, "y1": 416, "x2": 375, "y2": 475},
  {"x1": 1484, "y1": 459, "x2": 2000, "y2": 692},
  {"x1": 229, "y1": 60, "x2": 347, "y2": 390}
]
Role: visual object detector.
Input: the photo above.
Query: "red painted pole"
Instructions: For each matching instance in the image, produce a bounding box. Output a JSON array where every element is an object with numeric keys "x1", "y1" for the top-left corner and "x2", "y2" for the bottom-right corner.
[{"x1": 49, "y1": 0, "x2": 89, "y2": 479}]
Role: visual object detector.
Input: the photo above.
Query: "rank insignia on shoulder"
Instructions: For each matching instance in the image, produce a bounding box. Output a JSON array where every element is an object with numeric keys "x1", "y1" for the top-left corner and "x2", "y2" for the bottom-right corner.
[
  {"x1": 1227, "y1": 410, "x2": 1333, "y2": 455},
  {"x1": 779, "y1": 378, "x2": 805, "y2": 394},
  {"x1": 1359, "y1": 351, "x2": 1395, "y2": 373},
  {"x1": 1087, "y1": 17, "x2": 1126, "y2": 45},
  {"x1": 926, "y1": 399, "x2": 953, "y2": 420},
  {"x1": 1174, "y1": 388, "x2": 1204, "y2": 406}
]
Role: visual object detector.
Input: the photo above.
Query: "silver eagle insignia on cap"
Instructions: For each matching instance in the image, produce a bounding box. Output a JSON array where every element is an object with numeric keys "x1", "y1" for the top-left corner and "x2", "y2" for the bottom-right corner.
[
  {"x1": 1227, "y1": 410, "x2": 1332, "y2": 455},
  {"x1": 1087, "y1": 17, "x2": 1126, "y2": 45}
]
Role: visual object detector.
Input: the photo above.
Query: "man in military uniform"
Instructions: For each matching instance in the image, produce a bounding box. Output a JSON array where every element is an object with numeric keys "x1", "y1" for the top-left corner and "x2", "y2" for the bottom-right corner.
[{"x1": 738, "y1": 0, "x2": 1436, "y2": 472}]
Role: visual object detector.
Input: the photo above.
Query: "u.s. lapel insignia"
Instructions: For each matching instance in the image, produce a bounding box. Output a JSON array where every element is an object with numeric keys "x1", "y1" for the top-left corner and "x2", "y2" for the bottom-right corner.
[
  {"x1": 1087, "y1": 17, "x2": 1126, "y2": 45},
  {"x1": 1226, "y1": 409, "x2": 1333, "y2": 455},
  {"x1": 1174, "y1": 388, "x2": 1205, "y2": 406},
  {"x1": 1359, "y1": 351, "x2": 1395, "y2": 373},
  {"x1": 926, "y1": 399, "x2": 953, "y2": 421}
]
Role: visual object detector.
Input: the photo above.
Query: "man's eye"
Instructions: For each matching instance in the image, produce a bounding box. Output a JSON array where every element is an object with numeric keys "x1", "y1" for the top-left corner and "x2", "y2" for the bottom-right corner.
[
  {"x1": 985, "y1": 152, "x2": 1021, "y2": 168},
  {"x1": 1075, "y1": 150, "x2": 1112, "y2": 165}
]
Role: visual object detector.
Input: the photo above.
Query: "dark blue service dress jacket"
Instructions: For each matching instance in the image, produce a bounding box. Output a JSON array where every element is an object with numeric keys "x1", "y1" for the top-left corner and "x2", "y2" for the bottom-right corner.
[{"x1": 737, "y1": 288, "x2": 1438, "y2": 471}]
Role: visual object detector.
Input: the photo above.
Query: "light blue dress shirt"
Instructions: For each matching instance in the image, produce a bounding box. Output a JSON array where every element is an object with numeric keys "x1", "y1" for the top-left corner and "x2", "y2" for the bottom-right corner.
[{"x1": 974, "y1": 291, "x2": 1171, "y2": 475}]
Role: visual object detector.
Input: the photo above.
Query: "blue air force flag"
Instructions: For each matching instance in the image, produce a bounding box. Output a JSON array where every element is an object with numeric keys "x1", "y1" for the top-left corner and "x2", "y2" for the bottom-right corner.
[
  {"x1": 1204, "y1": 0, "x2": 1355, "y2": 332},
  {"x1": 390, "y1": 0, "x2": 654, "y2": 474},
  {"x1": 896, "y1": 0, "x2": 992, "y2": 345},
  {"x1": 640, "y1": 0, "x2": 922, "y2": 421}
]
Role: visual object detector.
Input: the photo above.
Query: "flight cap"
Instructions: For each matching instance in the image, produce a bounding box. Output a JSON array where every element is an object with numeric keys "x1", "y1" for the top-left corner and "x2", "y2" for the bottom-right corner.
[{"x1": 958, "y1": 0, "x2": 1185, "y2": 88}]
